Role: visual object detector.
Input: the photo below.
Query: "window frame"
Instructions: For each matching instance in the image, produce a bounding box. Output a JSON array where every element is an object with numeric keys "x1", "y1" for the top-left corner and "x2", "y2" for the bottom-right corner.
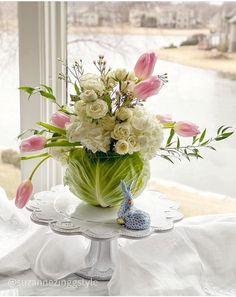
[{"x1": 18, "y1": 2, "x2": 67, "y2": 192}]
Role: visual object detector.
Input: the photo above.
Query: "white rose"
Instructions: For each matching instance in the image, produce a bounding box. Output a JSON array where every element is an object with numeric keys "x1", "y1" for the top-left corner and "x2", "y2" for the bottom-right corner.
[
  {"x1": 86, "y1": 99, "x2": 108, "y2": 119},
  {"x1": 112, "y1": 122, "x2": 131, "y2": 140},
  {"x1": 80, "y1": 90, "x2": 97, "y2": 102},
  {"x1": 100, "y1": 116, "x2": 116, "y2": 131},
  {"x1": 114, "y1": 68, "x2": 128, "y2": 81},
  {"x1": 80, "y1": 73, "x2": 104, "y2": 93},
  {"x1": 115, "y1": 140, "x2": 129, "y2": 155},
  {"x1": 116, "y1": 107, "x2": 133, "y2": 121},
  {"x1": 74, "y1": 100, "x2": 86, "y2": 118},
  {"x1": 127, "y1": 134, "x2": 140, "y2": 152}
]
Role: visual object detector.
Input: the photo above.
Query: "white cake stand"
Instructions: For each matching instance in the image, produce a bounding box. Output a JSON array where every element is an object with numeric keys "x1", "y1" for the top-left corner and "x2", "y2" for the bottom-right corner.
[{"x1": 26, "y1": 185, "x2": 183, "y2": 281}]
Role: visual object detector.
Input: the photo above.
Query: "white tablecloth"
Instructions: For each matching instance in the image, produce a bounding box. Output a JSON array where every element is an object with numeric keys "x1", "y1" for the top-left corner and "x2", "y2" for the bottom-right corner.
[{"x1": 1, "y1": 187, "x2": 236, "y2": 296}]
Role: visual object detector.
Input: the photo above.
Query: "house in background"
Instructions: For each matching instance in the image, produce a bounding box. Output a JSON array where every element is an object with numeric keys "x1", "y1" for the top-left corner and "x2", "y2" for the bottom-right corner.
[
  {"x1": 228, "y1": 14, "x2": 236, "y2": 52},
  {"x1": 212, "y1": 2, "x2": 236, "y2": 52}
]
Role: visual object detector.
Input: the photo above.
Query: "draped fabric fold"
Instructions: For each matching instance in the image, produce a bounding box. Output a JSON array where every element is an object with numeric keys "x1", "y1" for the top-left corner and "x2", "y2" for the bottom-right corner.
[
  {"x1": 1, "y1": 186, "x2": 236, "y2": 295},
  {"x1": 108, "y1": 214, "x2": 236, "y2": 296}
]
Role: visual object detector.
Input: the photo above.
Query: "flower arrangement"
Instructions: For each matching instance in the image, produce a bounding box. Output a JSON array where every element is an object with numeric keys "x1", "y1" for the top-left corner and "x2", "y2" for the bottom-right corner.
[{"x1": 15, "y1": 52, "x2": 233, "y2": 208}]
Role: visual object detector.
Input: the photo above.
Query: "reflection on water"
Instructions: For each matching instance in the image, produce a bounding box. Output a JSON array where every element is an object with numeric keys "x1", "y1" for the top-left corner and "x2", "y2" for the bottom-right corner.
[{"x1": 68, "y1": 34, "x2": 236, "y2": 197}]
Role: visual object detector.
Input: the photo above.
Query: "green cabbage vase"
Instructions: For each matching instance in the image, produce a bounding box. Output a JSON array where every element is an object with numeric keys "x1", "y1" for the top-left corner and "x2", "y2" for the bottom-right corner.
[{"x1": 64, "y1": 148, "x2": 150, "y2": 207}]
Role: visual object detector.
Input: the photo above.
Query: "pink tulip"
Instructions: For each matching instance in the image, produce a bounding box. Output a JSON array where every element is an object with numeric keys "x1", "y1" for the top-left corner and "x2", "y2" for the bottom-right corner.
[
  {"x1": 134, "y1": 76, "x2": 163, "y2": 101},
  {"x1": 174, "y1": 121, "x2": 200, "y2": 137},
  {"x1": 51, "y1": 111, "x2": 70, "y2": 129},
  {"x1": 20, "y1": 135, "x2": 47, "y2": 152},
  {"x1": 15, "y1": 180, "x2": 33, "y2": 208},
  {"x1": 156, "y1": 114, "x2": 173, "y2": 124},
  {"x1": 134, "y1": 52, "x2": 157, "y2": 80}
]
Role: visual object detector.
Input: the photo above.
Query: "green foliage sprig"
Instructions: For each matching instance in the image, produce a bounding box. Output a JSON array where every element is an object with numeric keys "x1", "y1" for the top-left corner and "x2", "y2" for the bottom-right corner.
[{"x1": 159, "y1": 125, "x2": 234, "y2": 163}]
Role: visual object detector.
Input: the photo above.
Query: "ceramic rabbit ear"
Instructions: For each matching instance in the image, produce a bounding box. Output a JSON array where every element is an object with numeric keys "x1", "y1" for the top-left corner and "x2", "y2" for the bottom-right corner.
[
  {"x1": 120, "y1": 180, "x2": 127, "y2": 192},
  {"x1": 127, "y1": 181, "x2": 133, "y2": 192}
]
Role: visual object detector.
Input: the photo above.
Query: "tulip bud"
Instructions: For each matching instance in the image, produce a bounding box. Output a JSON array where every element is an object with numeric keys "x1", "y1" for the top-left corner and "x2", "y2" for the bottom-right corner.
[
  {"x1": 174, "y1": 121, "x2": 200, "y2": 137},
  {"x1": 134, "y1": 52, "x2": 157, "y2": 80},
  {"x1": 156, "y1": 114, "x2": 173, "y2": 124},
  {"x1": 134, "y1": 76, "x2": 163, "y2": 101},
  {"x1": 51, "y1": 111, "x2": 71, "y2": 129},
  {"x1": 20, "y1": 135, "x2": 47, "y2": 152},
  {"x1": 15, "y1": 180, "x2": 33, "y2": 208}
]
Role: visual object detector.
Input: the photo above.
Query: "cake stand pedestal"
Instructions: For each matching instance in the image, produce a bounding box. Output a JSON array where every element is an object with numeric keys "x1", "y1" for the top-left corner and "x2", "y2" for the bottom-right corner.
[{"x1": 26, "y1": 185, "x2": 183, "y2": 281}]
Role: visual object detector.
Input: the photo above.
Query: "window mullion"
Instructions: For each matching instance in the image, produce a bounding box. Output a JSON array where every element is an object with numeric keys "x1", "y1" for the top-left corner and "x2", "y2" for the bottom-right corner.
[{"x1": 18, "y1": 2, "x2": 67, "y2": 192}]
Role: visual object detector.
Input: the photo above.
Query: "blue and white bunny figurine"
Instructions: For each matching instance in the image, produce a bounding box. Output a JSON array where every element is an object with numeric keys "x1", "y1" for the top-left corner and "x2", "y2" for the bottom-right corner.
[{"x1": 117, "y1": 181, "x2": 151, "y2": 230}]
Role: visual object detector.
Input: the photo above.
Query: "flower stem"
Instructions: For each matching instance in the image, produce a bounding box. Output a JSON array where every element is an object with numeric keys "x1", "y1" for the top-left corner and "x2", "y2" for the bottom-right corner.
[
  {"x1": 21, "y1": 153, "x2": 49, "y2": 161},
  {"x1": 29, "y1": 155, "x2": 51, "y2": 181}
]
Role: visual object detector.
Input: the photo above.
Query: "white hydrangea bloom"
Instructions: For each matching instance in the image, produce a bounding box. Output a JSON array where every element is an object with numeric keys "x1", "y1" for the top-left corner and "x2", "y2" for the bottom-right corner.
[
  {"x1": 66, "y1": 117, "x2": 111, "y2": 153},
  {"x1": 131, "y1": 116, "x2": 150, "y2": 131},
  {"x1": 67, "y1": 91, "x2": 163, "y2": 159},
  {"x1": 48, "y1": 147, "x2": 70, "y2": 165},
  {"x1": 81, "y1": 127, "x2": 111, "y2": 153},
  {"x1": 127, "y1": 106, "x2": 164, "y2": 159}
]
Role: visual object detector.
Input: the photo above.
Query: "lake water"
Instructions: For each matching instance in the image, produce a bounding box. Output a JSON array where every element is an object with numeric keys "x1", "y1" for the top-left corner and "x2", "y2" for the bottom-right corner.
[{"x1": 1, "y1": 33, "x2": 236, "y2": 197}]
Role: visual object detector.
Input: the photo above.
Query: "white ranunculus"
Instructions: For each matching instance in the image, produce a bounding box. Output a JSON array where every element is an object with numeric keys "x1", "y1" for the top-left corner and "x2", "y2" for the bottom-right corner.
[
  {"x1": 112, "y1": 122, "x2": 132, "y2": 140},
  {"x1": 114, "y1": 68, "x2": 128, "y2": 81},
  {"x1": 80, "y1": 90, "x2": 98, "y2": 102},
  {"x1": 100, "y1": 116, "x2": 116, "y2": 131},
  {"x1": 86, "y1": 99, "x2": 108, "y2": 119},
  {"x1": 116, "y1": 107, "x2": 133, "y2": 121},
  {"x1": 80, "y1": 73, "x2": 104, "y2": 93},
  {"x1": 115, "y1": 140, "x2": 129, "y2": 155}
]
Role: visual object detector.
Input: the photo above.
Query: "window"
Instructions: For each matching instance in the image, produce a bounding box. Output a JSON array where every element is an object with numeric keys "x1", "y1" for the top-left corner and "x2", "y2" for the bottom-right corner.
[
  {"x1": 67, "y1": 2, "x2": 236, "y2": 203},
  {"x1": 18, "y1": 2, "x2": 67, "y2": 193},
  {"x1": 0, "y1": 2, "x2": 21, "y2": 199},
  {"x1": 12, "y1": 2, "x2": 236, "y2": 214}
]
